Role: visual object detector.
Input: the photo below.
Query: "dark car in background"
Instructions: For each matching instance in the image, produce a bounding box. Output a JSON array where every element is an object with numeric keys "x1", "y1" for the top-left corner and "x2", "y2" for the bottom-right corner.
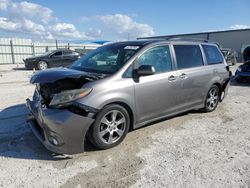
[
  {"x1": 235, "y1": 46, "x2": 250, "y2": 82},
  {"x1": 235, "y1": 61, "x2": 250, "y2": 82},
  {"x1": 23, "y1": 49, "x2": 81, "y2": 70},
  {"x1": 221, "y1": 48, "x2": 237, "y2": 66}
]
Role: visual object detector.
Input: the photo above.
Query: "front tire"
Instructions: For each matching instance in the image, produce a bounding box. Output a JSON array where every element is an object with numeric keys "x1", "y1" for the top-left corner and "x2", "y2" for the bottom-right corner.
[
  {"x1": 202, "y1": 85, "x2": 220, "y2": 112},
  {"x1": 37, "y1": 61, "x2": 48, "y2": 70},
  {"x1": 89, "y1": 104, "x2": 130, "y2": 149}
]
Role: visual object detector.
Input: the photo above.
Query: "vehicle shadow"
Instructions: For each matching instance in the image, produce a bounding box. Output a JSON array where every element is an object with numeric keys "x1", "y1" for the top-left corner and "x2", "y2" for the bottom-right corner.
[
  {"x1": 0, "y1": 104, "x2": 71, "y2": 161},
  {"x1": 12, "y1": 67, "x2": 29, "y2": 71}
]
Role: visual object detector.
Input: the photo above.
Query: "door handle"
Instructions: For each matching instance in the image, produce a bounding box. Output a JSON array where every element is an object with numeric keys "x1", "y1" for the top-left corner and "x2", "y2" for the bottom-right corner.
[
  {"x1": 168, "y1": 75, "x2": 177, "y2": 81},
  {"x1": 179, "y1": 73, "x2": 186, "y2": 79},
  {"x1": 213, "y1": 69, "x2": 218, "y2": 73}
]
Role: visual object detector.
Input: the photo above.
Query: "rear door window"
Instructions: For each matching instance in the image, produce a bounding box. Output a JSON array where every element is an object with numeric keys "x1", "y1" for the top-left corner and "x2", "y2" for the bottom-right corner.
[
  {"x1": 53, "y1": 51, "x2": 62, "y2": 57},
  {"x1": 202, "y1": 45, "x2": 224, "y2": 65},
  {"x1": 174, "y1": 45, "x2": 204, "y2": 69}
]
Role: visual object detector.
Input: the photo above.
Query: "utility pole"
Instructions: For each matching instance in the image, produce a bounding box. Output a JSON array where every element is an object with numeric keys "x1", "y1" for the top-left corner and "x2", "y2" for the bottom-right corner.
[
  {"x1": 10, "y1": 40, "x2": 15, "y2": 64},
  {"x1": 127, "y1": 33, "x2": 130, "y2": 41}
]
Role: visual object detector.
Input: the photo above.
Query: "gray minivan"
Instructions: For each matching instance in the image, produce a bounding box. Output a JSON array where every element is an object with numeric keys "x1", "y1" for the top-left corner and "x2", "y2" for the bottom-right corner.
[{"x1": 26, "y1": 39, "x2": 230, "y2": 154}]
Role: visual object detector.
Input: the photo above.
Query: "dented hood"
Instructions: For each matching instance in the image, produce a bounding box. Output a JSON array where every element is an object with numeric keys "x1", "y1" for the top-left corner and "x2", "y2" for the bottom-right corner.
[{"x1": 30, "y1": 67, "x2": 96, "y2": 84}]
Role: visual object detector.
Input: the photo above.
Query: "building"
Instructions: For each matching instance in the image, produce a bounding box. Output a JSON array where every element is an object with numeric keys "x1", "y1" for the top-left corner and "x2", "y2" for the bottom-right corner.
[{"x1": 139, "y1": 28, "x2": 250, "y2": 61}]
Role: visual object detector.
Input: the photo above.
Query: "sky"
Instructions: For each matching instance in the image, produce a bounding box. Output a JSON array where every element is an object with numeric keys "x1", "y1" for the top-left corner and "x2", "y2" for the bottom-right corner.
[{"x1": 0, "y1": 0, "x2": 250, "y2": 42}]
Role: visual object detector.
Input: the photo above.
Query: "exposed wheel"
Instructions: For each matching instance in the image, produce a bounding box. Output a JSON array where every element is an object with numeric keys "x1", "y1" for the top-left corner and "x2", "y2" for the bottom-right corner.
[
  {"x1": 202, "y1": 85, "x2": 220, "y2": 112},
  {"x1": 89, "y1": 104, "x2": 130, "y2": 149},
  {"x1": 37, "y1": 61, "x2": 48, "y2": 70}
]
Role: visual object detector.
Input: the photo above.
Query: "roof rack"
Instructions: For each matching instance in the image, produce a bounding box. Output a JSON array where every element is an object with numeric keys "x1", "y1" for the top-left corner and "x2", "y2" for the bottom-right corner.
[
  {"x1": 167, "y1": 38, "x2": 222, "y2": 47},
  {"x1": 136, "y1": 37, "x2": 221, "y2": 47},
  {"x1": 137, "y1": 37, "x2": 209, "y2": 43},
  {"x1": 165, "y1": 37, "x2": 209, "y2": 43}
]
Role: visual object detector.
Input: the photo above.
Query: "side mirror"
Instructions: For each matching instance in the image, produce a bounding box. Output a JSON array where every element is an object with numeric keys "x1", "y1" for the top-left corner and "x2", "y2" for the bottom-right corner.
[{"x1": 136, "y1": 65, "x2": 155, "y2": 76}]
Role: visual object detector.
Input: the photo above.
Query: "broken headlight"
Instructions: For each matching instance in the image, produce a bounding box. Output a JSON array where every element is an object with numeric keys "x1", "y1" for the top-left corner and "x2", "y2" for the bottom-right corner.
[{"x1": 49, "y1": 88, "x2": 92, "y2": 107}]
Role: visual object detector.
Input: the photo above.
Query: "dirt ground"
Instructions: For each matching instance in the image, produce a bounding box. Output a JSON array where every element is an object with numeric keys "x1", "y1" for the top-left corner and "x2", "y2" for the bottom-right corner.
[{"x1": 0, "y1": 64, "x2": 250, "y2": 188}]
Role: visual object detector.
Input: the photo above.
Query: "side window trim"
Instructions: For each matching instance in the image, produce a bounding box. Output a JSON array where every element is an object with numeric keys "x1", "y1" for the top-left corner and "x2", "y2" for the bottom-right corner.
[
  {"x1": 169, "y1": 43, "x2": 178, "y2": 70},
  {"x1": 199, "y1": 43, "x2": 209, "y2": 65}
]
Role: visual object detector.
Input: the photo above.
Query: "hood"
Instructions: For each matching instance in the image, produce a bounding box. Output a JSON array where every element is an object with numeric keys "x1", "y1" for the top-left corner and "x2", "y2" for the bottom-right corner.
[
  {"x1": 30, "y1": 67, "x2": 99, "y2": 84},
  {"x1": 26, "y1": 54, "x2": 46, "y2": 60}
]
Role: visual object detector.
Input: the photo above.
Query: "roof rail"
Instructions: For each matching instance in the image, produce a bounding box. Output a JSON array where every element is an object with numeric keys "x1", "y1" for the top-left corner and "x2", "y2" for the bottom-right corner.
[
  {"x1": 165, "y1": 37, "x2": 209, "y2": 43},
  {"x1": 136, "y1": 37, "x2": 221, "y2": 47},
  {"x1": 137, "y1": 37, "x2": 209, "y2": 43}
]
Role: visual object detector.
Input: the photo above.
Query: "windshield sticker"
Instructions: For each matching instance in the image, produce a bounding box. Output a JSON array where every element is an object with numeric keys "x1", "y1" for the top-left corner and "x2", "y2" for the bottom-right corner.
[{"x1": 124, "y1": 46, "x2": 140, "y2": 50}]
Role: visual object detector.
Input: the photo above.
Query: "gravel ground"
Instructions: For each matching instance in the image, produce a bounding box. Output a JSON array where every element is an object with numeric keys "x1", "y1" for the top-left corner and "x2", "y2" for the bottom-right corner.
[{"x1": 0, "y1": 64, "x2": 250, "y2": 188}]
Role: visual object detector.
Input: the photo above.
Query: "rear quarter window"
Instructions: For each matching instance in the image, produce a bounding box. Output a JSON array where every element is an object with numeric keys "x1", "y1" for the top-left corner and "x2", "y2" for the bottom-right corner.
[{"x1": 202, "y1": 45, "x2": 224, "y2": 65}]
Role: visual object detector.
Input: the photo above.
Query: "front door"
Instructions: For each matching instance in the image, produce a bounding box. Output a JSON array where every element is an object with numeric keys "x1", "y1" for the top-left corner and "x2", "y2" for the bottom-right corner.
[
  {"x1": 50, "y1": 51, "x2": 63, "y2": 67},
  {"x1": 134, "y1": 45, "x2": 179, "y2": 124}
]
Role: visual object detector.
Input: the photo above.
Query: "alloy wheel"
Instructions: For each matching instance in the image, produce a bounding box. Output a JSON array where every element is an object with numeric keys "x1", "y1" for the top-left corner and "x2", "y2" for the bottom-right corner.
[
  {"x1": 38, "y1": 61, "x2": 48, "y2": 70},
  {"x1": 98, "y1": 110, "x2": 126, "y2": 144},
  {"x1": 206, "y1": 88, "x2": 219, "y2": 111}
]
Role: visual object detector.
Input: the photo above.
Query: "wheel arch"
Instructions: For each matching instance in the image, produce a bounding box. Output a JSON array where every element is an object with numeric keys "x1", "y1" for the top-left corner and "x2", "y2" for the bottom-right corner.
[
  {"x1": 213, "y1": 82, "x2": 222, "y2": 93},
  {"x1": 212, "y1": 79, "x2": 230, "y2": 101}
]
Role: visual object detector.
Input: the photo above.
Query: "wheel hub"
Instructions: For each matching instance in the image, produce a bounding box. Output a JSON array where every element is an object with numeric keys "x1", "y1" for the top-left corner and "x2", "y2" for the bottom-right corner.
[{"x1": 206, "y1": 88, "x2": 219, "y2": 110}]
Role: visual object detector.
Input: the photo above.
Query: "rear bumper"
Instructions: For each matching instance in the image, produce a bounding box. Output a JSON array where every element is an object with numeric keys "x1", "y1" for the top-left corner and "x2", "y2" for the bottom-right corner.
[{"x1": 26, "y1": 99, "x2": 95, "y2": 154}]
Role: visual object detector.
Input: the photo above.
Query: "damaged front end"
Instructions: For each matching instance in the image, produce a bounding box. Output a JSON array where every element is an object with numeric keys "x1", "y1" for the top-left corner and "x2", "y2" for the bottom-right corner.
[
  {"x1": 30, "y1": 67, "x2": 104, "y2": 108},
  {"x1": 38, "y1": 78, "x2": 92, "y2": 108},
  {"x1": 26, "y1": 68, "x2": 104, "y2": 154}
]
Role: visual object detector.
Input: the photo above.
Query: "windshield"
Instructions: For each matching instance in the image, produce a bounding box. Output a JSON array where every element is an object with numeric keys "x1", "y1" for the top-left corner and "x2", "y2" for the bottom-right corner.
[
  {"x1": 70, "y1": 44, "x2": 141, "y2": 74},
  {"x1": 43, "y1": 51, "x2": 53, "y2": 56}
]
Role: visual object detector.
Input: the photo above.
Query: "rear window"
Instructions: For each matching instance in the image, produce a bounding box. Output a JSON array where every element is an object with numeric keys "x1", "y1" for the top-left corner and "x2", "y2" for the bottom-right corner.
[
  {"x1": 174, "y1": 45, "x2": 204, "y2": 69},
  {"x1": 63, "y1": 50, "x2": 73, "y2": 55},
  {"x1": 202, "y1": 45, "x2": 224, "y2": 65}
]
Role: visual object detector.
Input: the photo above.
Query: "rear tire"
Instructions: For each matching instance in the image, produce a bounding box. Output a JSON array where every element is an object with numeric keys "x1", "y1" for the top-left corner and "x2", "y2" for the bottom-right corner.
[
  {"x1": 88, "y1": 104, "x2": 130, "y2": 149},
  {"x1": 202, "y1": 85, "x2": 220, "y2": 112},
  {"x1": 37, "y1": 61, "x2": 48, "y2": 70}
]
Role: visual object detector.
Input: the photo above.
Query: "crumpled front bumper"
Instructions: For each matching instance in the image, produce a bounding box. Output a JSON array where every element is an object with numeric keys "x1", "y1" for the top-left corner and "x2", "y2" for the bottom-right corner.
[{"x1": 26, "y1": 98, "x2": 95, "y2": 154}]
